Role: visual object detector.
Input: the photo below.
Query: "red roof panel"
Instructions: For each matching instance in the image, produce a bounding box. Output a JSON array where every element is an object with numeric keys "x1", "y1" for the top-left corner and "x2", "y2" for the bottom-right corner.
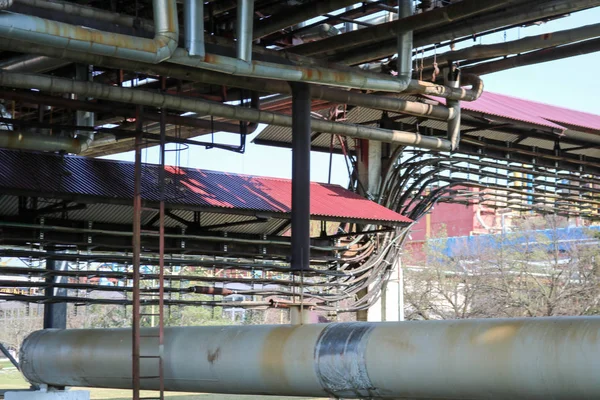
[
  {"x1": 432, "y1": 91, "x2": 600, "y2": 133},
  {"x1": 0, "y1": 150, "x2": 411, "y2": 226}
]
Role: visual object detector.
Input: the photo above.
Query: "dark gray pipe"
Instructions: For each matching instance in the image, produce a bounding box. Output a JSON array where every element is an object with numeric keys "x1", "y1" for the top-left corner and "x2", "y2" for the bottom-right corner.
[
  {"x1": 396, "y1": 0, "x2": 413, "y2": 79},
  {"x1": 290, "y1": 82, "x2": 311, "y2": 271}
]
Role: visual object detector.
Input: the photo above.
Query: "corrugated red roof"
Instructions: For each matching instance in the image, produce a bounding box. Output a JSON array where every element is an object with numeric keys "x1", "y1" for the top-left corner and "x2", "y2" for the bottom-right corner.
[
  {"x1": 0, "y1": 149, "x2": 411, "y2": 226},
  {"x1": 432, "y1": 91, "x2": 600, "y2": 133}
]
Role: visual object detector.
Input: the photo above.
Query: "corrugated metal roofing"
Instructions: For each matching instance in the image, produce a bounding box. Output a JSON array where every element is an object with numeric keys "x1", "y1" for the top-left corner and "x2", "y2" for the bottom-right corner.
[
  {"x1": 0, "y1": 149, "x2": 410, "y2": 225},
  {"x1": 434, "y1": 91, "x2": 600, "y2": 133}
]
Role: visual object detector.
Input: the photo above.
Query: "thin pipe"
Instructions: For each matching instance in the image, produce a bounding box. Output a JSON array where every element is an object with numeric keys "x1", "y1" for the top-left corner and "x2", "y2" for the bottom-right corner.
[
  {"x1": 446, "y1": 68, "x2": 461, "y2": 151},
  {"x1": 132, "y1": 110, "x2": 143, "y2": 400},
  {"x1": 184, "y1": 0, "x2": 205, "y2": 57},
  {"x1": 236, "y1": 0, "x2": 254, "y2": 62},
  {"x1": 0, "y1": 0, "x2": 178, "y2": 64},
  {"x1": 20, "y1": 318, "x2": 600, "y2": 399},
  {"x1": 0, "y1": 71, "x2": 452, "y2": 151}
]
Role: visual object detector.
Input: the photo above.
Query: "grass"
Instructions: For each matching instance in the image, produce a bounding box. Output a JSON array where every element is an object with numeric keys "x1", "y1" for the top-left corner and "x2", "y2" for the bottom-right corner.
[{"x1": 0, "y1": 369, "x2": 320, "y2": 400}]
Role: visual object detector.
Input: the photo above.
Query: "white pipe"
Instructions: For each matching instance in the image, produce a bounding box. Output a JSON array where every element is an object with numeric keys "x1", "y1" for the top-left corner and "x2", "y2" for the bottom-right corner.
[{"x1": 20, "y1": 318, "x2": 600, "y2": 399}]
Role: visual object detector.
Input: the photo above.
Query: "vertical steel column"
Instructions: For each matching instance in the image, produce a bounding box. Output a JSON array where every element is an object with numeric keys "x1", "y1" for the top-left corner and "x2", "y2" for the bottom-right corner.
[
  {"x1": 132, "y1": 106, "x2": 143, "y2": 400},
  {"x1": 43, "y1": 251, "x2": 67, "y2": 329},
  {"x1": 157, "y1": 77, "x2": 167, "y2": 400},
  {"x1": 290, "y1": 82, "x2": 311, "y2": 271}
]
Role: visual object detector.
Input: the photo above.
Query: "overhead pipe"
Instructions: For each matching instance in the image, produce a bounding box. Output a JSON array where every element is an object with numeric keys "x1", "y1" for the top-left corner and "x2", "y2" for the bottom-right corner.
[
  {"x1": 338, "y1": 0, "x2": 600, "y2": 65},
  {"x1": 20, "y1": 318, "x2": 600, "y2": 399},
  {"x1": 0, "y1": 0, "x2": 178, "y2": 64},
  {"x1": 290, "y1": 0, "x2": 515, "y2": 57},
  {"x1": 0, "y1": 54, "x2": 69, "y2": 73},
  {"x1": 252, "y1": 0, "x2": 358, "y2": 40},
  {"x1": 464, "y1": 37, "x2": 600, "y2": 76},
  {"x1": 0, "y1": 130, "x2": 88, "y2": 153},
  {"x1": 0, "y1": 72, "x2": 452, "y2": 151},
  {"x1": 5, "y1": 0, "x2": 155, "y2": 32},
  {"x1": 419, "y1": 22, "x2": 600, "y2": 70},
  {"x1": 0, "y1": 39, "x2": 460, "y2": 118},
  {"x1": 184, "y1": 0, "x2": 205, "y2": 57},
  {"x1": 236, "y1": 0, "x2": 254, "y2": 62}
]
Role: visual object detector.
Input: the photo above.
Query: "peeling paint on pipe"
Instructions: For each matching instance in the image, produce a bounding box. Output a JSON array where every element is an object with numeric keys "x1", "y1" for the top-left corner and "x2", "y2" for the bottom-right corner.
[{"x1": 20, "y1": 318, "x2": 600, "y2": 399}]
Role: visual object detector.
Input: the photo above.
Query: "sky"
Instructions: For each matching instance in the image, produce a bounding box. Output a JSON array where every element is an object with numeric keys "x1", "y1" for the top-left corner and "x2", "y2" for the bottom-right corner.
[{"x1": 104, "y1": 7, "x2": 600, "y2": 187}]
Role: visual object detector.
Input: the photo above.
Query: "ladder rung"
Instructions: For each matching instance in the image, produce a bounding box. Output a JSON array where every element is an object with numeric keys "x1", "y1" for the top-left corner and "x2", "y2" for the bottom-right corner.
[
  {"x1": 139, "y1": 355, "x2": 161, "y2": 358},
  {"x1": 139, "y1": 376, "x2": 161, "y2": 379},
  {"x1": 140, "y1": 335, "x2": 160, "y2": 338},
  {"x1": 140, "y1": 313, "x2": 160, "y2": 316}
]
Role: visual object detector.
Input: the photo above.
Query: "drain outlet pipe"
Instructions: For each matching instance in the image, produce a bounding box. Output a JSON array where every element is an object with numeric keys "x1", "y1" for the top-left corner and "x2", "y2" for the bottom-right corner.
[
  {"x1": 0, "y1": 71, "x2": 452, "y2": 151},
  {"x1": 0, "y1": 0, "x2": 178, "y2": 63},
  {"x1": 20, "y1": 318, "x2": 600, "y2": 399}
]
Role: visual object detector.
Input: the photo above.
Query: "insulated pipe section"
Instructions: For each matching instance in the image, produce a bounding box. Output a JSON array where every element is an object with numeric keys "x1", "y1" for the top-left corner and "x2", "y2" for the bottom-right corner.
[
  {"x1": 20, "y1": 318, "x2": 600, "y2": 399},
  {"x1": 0, "y1": 131, "x2": 87, "y2": 153},
  {"x1": 184, "y1": 0, "x2": 205, "y2": 57},
  {"x1": 396, "y1": 0, "x2": 413, "y2": 79},
  {"x1": 236, "y1": 0, "x2": 254, "y2": 62},
  {"x1": 0, "y1": 72, "x2": 452, "y2": 151},
  {"x1": 0, "y1": 54, "x2": 69, "y2": 73},
  {"x1": 0, "y1": 0, "x2": 178, "y2": 64}
]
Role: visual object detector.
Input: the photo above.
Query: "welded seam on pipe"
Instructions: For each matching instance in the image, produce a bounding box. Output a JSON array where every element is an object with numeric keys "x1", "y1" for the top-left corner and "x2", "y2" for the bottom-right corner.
[{"x1": 0, "y1": 71, "x2": 452, "y2": 151}]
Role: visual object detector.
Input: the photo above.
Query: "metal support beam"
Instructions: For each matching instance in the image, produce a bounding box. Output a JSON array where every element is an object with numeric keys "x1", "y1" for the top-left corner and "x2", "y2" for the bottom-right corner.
[
  {"x1": 42, "y1": 255, "x2": 67, "y2": 329},
  {"x1": 290, "y1": 82, "x2": 311, "y2": 271}
]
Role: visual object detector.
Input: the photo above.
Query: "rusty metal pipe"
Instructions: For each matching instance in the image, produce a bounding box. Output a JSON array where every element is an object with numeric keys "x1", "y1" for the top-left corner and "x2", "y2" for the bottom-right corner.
[
  {"x1": 0, "y1": 0, "x2": 177, "y2": 64},
  {"x1": 20, "y1": 318, "x2": 600, "y2": 399},
  {"x1": 0, "y1": 71, "x2": 452, "y2": 150}
]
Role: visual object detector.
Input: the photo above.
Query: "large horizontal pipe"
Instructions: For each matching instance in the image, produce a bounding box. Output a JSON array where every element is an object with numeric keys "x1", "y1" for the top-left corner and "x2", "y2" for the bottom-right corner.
[
  {"x1": 252, "y1": 0, "x2": 358, "y2": 40},
  {"x1": 0, "y1": 72, "x2": 452, "y2": 150},
  {"x1": 20, "y1": 318, "x2": 600, "y2": 399},
  {"x1": 419, "y1": 22, "x2": 600, "y2": 70},
  {"x1": 291, "y1": 0, "x2": 513, "y2": 57},
  {"x1": 0, "y1": 37, "x2": 475, "y2": 109},
  {"x1": 464, "y1": 36, "x2": 600, "y2": 76},
  {"x1": 337, "y1": 0, "x2": 600, "y2": 65},
  {"x1": 0, "y1": 54, "x2": 70, "y2": 73},
  {"x1": 0, "y1": 0, "x2": 177, "y2": 64}
]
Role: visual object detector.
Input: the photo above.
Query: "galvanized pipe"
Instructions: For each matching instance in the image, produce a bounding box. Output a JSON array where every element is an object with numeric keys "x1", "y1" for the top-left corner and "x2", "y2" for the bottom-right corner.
[
  {"x1": 0, "y1": 0, "x2": 178, "y2": 64},
  {"x1": 184, "y1": 0, "x2": 205, "y2": 57},
  {"x1": 0, "y1": 71, "x2": 452, "y2": 150},
  {"x1": 20, "y1": 318, "x2": 600, "y2": 399},
  {"x1": 396, "y1": 0, "x2": 413, "y2": 79},
  {"x1": 236, "y1": 0, "x2": 254, "y2": 62},
  {"x1": 446, "y1": 68, "x2": 461, "y2": 151}
]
